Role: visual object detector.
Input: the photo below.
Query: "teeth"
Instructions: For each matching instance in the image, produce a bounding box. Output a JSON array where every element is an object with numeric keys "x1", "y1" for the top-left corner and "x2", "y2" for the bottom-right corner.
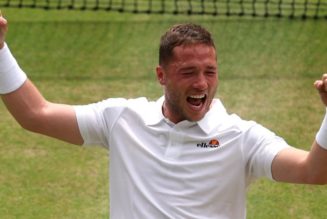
[{"x1": 189, "y1": 94, "x2": 205, "y2": 99}]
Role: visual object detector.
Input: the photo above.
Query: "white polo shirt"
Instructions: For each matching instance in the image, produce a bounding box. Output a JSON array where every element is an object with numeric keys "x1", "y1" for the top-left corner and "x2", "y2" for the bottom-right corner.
[{"x1": 74, "y1": 96, "x2": 289, "y2": 219}]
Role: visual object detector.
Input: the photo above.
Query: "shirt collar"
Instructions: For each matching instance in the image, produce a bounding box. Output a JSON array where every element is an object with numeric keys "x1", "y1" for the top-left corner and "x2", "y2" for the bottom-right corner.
[
  {"x1": 145, "y1": 96, "x2": 228, "y2": 134},
  {"x1": 197, "y1": 99, "x2": 228, "y2": 134},
  {"x1": 143, "y1": 96, "x2": 166, "y2": 126}
]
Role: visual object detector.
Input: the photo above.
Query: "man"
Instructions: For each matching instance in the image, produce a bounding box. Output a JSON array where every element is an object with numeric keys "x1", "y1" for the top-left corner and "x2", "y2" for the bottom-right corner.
[{"x1": 1, "y1": 15, "x2": 327, "y2": 218}]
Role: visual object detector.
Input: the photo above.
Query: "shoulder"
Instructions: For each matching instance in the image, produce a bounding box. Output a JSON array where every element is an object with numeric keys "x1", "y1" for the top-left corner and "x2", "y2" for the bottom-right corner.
[
  {"x1": 91, "y1": 97, "x2": 160, "y2": 120},
  {"x1": 82, "y1": 97, "x2": 153, "y2": 111},
  {"x1": 75, "y1": 97, "x2": 154, "y2": 121}
]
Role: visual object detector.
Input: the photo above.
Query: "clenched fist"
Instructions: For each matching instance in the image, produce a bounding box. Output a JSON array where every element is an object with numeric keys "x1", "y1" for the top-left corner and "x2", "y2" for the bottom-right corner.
[
  {"x1": 314, "y1": 73, "x2": 327, "y2": 107},
  {"x1": 0, "y1": 11, "x2": 8, "y2": 49}
]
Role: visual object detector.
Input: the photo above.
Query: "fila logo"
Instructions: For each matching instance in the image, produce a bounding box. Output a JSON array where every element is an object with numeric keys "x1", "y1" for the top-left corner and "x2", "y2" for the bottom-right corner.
[{"x1": 197, "y1": 139, "x2": 220, "y2": 148}]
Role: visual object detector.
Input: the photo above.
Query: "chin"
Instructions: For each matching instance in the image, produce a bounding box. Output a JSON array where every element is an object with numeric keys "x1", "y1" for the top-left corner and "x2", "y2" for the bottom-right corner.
[{"x1": 187, "y1": 113, "x2": 206, "y2": 122}]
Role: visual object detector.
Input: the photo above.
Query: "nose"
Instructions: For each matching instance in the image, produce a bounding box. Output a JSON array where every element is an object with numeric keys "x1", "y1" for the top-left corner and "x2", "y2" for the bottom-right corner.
[{"x1": 193, "y1": 73, "x2": 208, "y2": 90}]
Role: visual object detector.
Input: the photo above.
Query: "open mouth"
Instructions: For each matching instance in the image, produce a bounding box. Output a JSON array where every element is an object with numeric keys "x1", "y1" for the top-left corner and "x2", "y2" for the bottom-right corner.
[{"x1": 187, "y1": 94, "x2": 207, "y2": 109}]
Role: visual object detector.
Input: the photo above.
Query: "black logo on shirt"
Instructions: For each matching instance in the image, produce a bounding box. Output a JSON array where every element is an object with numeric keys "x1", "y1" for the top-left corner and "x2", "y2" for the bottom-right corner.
[{"x1": 197, "y1": 139, "x2": 220, "y2": 148}]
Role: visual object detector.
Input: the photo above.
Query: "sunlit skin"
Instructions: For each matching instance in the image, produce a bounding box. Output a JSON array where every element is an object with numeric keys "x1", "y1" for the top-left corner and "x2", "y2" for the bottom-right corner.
[{"x1": 156, "y1": 43, "x2": 218, "y2": 123}]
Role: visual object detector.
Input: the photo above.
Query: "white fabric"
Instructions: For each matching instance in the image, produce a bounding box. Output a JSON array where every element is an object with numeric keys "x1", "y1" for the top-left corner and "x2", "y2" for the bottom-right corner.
[
  {"x1": 316, "y1": 108, "x2": 327, "y2": 149},
  {"x1": 74, "y1": 97, "x2": 290, "y2": 219},
  {"x1": 0, "y1": 43, "x2": 27, "y2": 94}
]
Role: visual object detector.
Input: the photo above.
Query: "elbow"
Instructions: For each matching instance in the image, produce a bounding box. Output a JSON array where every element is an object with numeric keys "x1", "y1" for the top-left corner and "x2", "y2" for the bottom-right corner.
[
  {"x1": 312, "y1": 178, "x2": 327, "y2": 185},
  {"x1": 309, "y1": 179, "x2": 327, "y2": 186},
  {"x1": 15, "y1": 107, "x2": 48, "y2": 134},
  {"x1": 305, "y1": 173, "x2": 327, "y2": 185},
  {"x1": 18, "y1": 113, "x2": 42, "y2": 134}
]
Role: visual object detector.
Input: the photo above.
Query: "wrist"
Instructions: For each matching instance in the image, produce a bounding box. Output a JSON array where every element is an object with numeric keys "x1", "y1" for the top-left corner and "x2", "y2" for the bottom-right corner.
[
  {"x1": 0, "y1": 43, "x2": 27, "y2": 94},
  {"x1": 316, "y1": 108, "x2": 327, "y2": 149}
]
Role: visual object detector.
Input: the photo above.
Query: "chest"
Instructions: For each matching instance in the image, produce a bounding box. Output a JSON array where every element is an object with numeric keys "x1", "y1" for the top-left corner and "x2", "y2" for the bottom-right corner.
[
  {"x1": 108, "y1": 113, "x2": 248, "y2": 218},
  {"x1": 110, "y1": 114, "x2": 245, "y2": 182}
]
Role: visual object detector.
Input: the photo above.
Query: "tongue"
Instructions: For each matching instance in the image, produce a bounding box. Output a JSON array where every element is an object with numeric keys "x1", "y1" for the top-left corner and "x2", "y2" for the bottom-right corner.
[{"x1": 188, "y1": 97, "x2": 202, "y2": 106}]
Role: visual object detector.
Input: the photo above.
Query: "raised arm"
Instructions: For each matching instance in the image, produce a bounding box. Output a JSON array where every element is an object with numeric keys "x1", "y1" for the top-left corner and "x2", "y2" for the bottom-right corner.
[
  {"x1": 0, "y1": 15, "x2": 83, "y2": 145},
  {"x1": 272, "y1": 74, "x2": 327, "y2": 184}
]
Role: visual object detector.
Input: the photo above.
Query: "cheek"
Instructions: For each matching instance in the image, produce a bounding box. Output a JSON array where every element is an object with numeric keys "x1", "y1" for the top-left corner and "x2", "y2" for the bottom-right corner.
[
  {"x1": 211, "y1": 77, "x2": 219, "y2": 87},
  {"x1": 165, "y1": 82, "x2": 185, "y2": 99},
  {"x1": 209, "y1": 79, "x2": 218, "y2": 93}
]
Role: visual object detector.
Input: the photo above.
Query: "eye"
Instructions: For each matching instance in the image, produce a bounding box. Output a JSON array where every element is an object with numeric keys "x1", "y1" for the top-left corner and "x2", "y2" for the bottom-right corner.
[
  {"x1": 182, "y1": 71, "x2": 194, "y2": 75},
  {"x1": 205, "y1": 71, "x2": 216, "y2": 76},
  {"x1": 180, "y1": 70, "x2": 196, "y2": 76},
  {"x1": 179, "y1": 66, "x2": 197, "y2": 76}
]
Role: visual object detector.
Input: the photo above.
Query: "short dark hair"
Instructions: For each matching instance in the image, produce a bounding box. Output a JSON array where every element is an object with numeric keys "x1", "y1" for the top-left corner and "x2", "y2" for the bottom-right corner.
[{"x1": 159, "y1": 23, "x2": 216, "y2": 67}]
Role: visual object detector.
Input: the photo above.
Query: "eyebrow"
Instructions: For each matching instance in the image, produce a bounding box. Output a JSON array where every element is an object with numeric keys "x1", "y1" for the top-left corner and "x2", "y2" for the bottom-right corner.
[
  {"x1": 206, "y1": 66, "x2": 217, "y2": 70},
  {"x1": 179, "y1": 65, "x2": 217, "y2": 71},
  {"x1": 179, "y1": 66, "x2": 197, "y2": 71}
]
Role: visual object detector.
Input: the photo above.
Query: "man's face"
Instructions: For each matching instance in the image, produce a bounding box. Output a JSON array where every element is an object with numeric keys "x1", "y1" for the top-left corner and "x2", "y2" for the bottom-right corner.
[{"x1": 156, "y1": 43, "x2": 218, "y2": 123}]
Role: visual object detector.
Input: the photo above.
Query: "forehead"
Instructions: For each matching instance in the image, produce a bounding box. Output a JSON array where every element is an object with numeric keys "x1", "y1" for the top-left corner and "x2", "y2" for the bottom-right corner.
[
  {"x1": 169, "y1": 44, "x2": 217, "y2": 68},
  {"x1": 171, "y1": 44, "x2": 217, "y2": 62}
]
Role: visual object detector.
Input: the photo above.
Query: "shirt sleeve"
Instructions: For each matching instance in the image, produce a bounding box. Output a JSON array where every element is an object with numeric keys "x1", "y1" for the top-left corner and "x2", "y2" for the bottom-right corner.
[
  {"x1": 243, "y1": 122, "x2": 290, "y2": 181},
  {"x1": 74, "y1": 98, "x2": 128, "y2": 148}
]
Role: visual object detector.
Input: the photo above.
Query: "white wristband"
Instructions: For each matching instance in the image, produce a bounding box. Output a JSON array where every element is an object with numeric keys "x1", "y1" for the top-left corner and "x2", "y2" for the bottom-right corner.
[
  {"x1": 0, "y1": 43, "x2": 27, "y2": 94},
  {"x1": 316, "y1": 108, "x2": 327, "y2": 149}
]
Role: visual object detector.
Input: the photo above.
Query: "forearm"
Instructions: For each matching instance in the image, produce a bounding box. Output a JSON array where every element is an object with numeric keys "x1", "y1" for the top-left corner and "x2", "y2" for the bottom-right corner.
[
  {"x1": 0, "y1": 20, "x2": 75, "y2": 140},
  {"x1": 292, "y1": 110, "x2": 327, "y2": 184},
  {"x1": 296, "y1": 107, "x2": 327, "y2": 184},
  {"x1": 0, "y1": 42, "x2": 41, "y2": 126},
  {"x1": 306, "y1": 108, "x2": 327, "y2": 184},
  {"x1": 0, "y1": 43, "x2": 83, "y2": 145},
  {"x1": 304, "y1": 140, "x2": 327, "y2": 184},
  {"x1": 1, "y1": 79, "x2": 84, "y2": 145},
  {"x1": 1, "y1": 79, "x2": 48, "y2": 130},
  {"x1": 272, "y1": 108, "x2": 327, "y2": 184},
  {"x1": 295, "y1": 77, "x2": 327, "y2": 184}
]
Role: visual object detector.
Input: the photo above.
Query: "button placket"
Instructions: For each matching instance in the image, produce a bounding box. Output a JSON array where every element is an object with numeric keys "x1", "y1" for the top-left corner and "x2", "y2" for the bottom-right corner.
[{"x1": 164, "y1": 126, "x2": 184, "y2": 159}]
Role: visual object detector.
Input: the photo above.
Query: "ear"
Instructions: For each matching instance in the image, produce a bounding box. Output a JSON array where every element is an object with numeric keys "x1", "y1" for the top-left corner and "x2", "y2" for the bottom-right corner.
[{"x1": 156, "y1": 65, "x2": 166, "y2": 85}]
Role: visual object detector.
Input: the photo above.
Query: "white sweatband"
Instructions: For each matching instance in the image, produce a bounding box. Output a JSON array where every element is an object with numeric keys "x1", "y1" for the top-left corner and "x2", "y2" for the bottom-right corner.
[
  {"x1": 316, "y1": 108, "x2": 327, "y2": 149},
  {"x1": 0, "y1": 43, "x2": 27, "y2": 94}
]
